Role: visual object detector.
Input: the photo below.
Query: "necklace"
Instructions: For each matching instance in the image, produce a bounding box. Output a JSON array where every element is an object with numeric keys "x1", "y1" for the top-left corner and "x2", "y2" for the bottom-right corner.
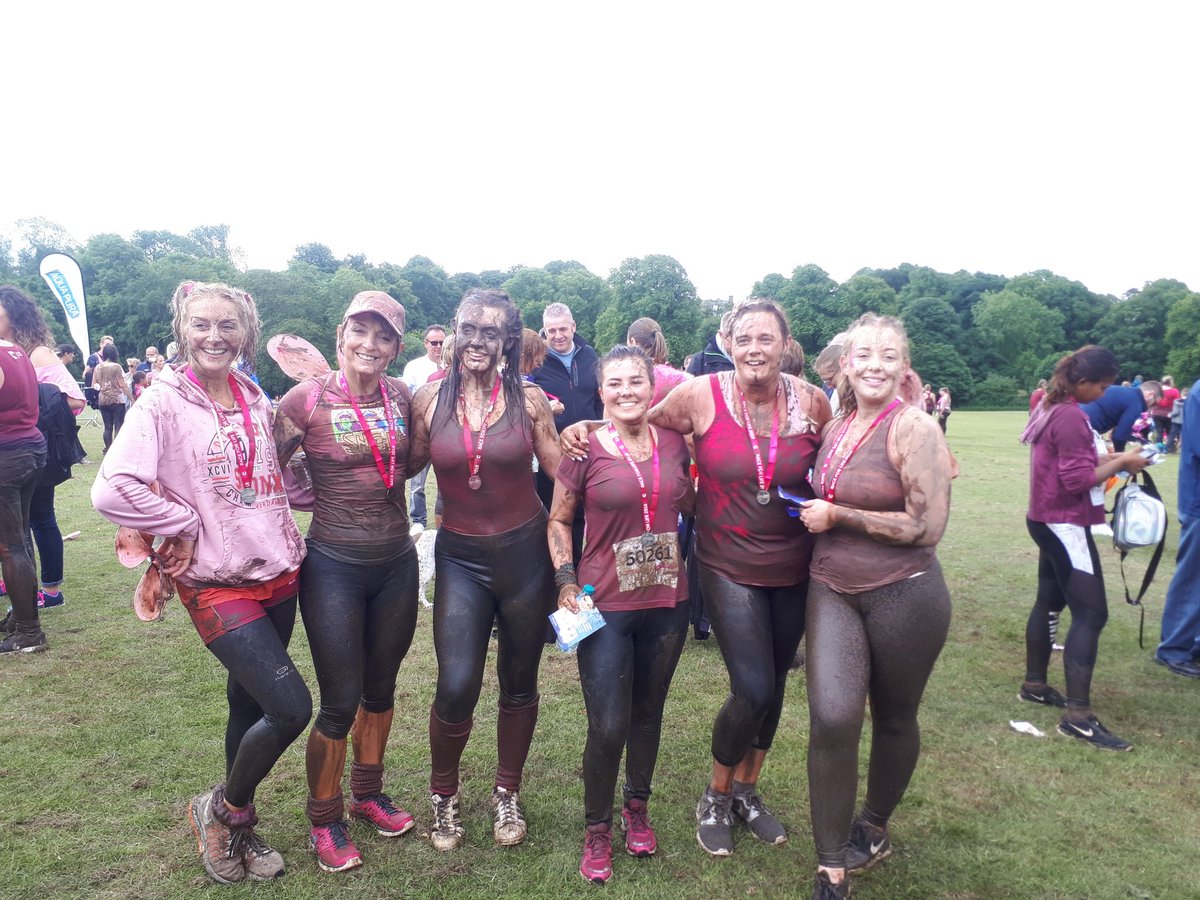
[
  {"x1": 186, "y1": 369, "x2": 258, "y2": 506},
  {"x1": 607, "y1": 423, "x2": 660, "y2": 548},
  {"x1": 338, "y1": 372, "x2": 398, "y2": 489},
  {"x1": 459, "y1": 375, "x2": 504, "y2": 490},
  {"x1": 736, "y1": 380, "x2": 782, "y2": 505},
  {"x1": 818, "y1": 398, "x2": 901, "y2": 502}
]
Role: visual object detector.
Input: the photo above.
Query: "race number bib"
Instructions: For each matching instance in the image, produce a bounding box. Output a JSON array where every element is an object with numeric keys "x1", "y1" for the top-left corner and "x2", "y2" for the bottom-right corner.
[{"x1": 612, "y1": 532, "x2": 680, "y2": 592}]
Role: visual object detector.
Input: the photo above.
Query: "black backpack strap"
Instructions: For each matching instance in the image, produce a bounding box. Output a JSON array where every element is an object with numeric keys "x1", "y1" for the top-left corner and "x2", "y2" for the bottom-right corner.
[{"x1": 1120, "y1": 468, "x2": 1168, "y2": 649}]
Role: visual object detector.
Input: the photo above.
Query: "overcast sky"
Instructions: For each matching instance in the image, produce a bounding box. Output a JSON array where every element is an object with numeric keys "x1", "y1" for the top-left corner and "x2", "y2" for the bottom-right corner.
[{"x1": 5, "y1": 2, "x2": 1196, "y2": 301}]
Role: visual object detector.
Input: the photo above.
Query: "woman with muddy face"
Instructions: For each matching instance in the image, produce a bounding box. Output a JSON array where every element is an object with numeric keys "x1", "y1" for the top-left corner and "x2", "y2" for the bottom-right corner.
[
  {"x1": 799, "y1": 313, "x2": 954, "y2": 899},
  {"x1": 408, "y1": 288, "x2": 562, "y2": 853},
  {"x1": 273, "y1": 291, "x2": 420, "y2": 874},
  {"x1": 561, "y1": 298, "x2": 831, "y2": 859},
  {"x1": 549, "y1": 344, "x2": 695, "y2": 884},
  {"x1": 92, "y1": 280, "x2": 309, "y2": 885}
]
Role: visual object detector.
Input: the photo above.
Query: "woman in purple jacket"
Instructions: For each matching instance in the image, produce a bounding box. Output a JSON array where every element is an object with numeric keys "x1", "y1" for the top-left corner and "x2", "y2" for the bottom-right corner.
[{"x1": 1019, "y1": 345, "x2": 1152, "y2": 751}]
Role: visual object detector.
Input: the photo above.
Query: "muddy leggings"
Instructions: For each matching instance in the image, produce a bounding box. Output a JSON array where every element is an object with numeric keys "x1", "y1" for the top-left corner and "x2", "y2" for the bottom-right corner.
[
  {"x1": 206, "y1": 597, "x2": 312, "y2": 808},
  {"x1": 807, "y1": 564, "x2": 951, "y2": 868},
  {"x1": 428, "y1": 513, "x2": 555, "y2": 794},
  {"x1": 1024, "y1": 519, "x2": 1108, "y2": 711},
  {"x1": 577, "y1": 602, "x2": 690, "y2": 826},
  {"x1": 300, "y1": 540, "x2": 419, "y2": 739},
  {"x1": 699, "y1": 565, "x2": 807, "y2": 766},
  {"x1": 0, "y1": 444, "x2": 45, "y2": 632}
]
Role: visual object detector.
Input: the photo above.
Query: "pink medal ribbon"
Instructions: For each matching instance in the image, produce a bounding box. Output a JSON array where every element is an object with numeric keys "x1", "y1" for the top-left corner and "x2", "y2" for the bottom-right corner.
[
  {"x1": 818, "y1": 397, "x2": 902, "y2": 502},
  {"x1": 460, "y1": 375, "x2": 503, "y2": 490},
  {"x1": 607, "y1": 423, "x2": 661, "y2": 548},
  {"x1": 339, "y1": 373, "x2": 398, "y2": 490},
  {"x1": 736, "y1": 381, "x2": 782, "y2": 505},
  {"x1": 186, "y1": 369, "x2": 258, "y2": 506}
]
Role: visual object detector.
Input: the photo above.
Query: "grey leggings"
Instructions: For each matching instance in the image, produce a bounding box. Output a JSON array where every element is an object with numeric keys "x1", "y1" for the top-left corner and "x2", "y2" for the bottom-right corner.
[{"x1": 806, "y1": 563, "x2": 951, "y2": 868}]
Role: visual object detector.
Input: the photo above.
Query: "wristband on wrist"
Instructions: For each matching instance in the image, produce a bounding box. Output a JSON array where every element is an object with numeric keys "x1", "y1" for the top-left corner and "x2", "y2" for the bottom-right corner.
[{"x1": 554, "y1": 563, "x2": 577, "y2": 589}]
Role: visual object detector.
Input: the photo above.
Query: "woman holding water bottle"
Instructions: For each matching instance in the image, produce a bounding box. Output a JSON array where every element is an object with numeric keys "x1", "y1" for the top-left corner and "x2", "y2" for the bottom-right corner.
[{"x1": 549, "y1": 344, "x2": 695, "y2": 885}]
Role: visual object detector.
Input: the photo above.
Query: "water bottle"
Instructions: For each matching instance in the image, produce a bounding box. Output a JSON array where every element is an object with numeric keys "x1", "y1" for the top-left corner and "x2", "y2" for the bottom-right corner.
[
  {"x1": 287, "y1": 450, "x2": 313, "y2": 491},
  {"x1": 575, "y1": 584, "x2": 595, "y2": 610}
]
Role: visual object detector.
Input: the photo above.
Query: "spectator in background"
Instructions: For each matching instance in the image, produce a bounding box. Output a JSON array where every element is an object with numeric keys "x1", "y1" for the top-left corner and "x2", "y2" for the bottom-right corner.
[
  {"x1": 83, "y1": 335, "x2": 114, "y2": 409},
  {"x1": 1029, "y1": 379, "x2": 1048, "y2": 412},
  {"x1": 529, "y1": 302, "x2": 601, "y2": 561},
  {"x1": 55, "y1": 344, "x2": 77, "y2": 369},
  {"x1": 95, "y1": 344, "x2": 134, "y2": 449},
  {"x1": 1151, "y1": 376, "x2": 1180, "y2": 445},
  {"x1": 1167, "y1": 387, "x2": 1187, "y2": 454},
  {"x1": 935, "y1": 387, "x2": 952, "y2": 433},
  {"x1": 401, "y1": 325, "x2": 446, "y2": 532},
  {"x1": 1155, "y1": 379, "x2": 1200, "y2": 677},
  {"x1": 626, "y1": 317, "x2": 692, "y2": 405},
  {"x1": 686, "y1": 310, "x2": 736, "y2": 377},
  {"x1": 131, "y1": 371, "x2": 148, "y2": 402},
  {"x1": 137, "y1": 346, "x2": 160, "y2": 373},
  {"x1": 1080, "y1": 381, "x2": 1160, "y2": 451},
  {"x1": 0, "y1": 286, "x2": 84, "y2": 614}
]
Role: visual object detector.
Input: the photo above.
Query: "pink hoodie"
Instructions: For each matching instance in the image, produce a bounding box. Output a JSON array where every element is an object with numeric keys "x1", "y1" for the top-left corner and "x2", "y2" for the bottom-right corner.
[{"x1": 92, "y1": 364, "x2": 305, "y2": 587}]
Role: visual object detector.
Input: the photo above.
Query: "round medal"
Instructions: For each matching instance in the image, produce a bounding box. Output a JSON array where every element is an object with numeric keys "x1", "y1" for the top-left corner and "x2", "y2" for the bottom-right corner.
[
  {"x1": 240, "y1": 487, "x2": 257, "y2": 506},
  {"x1": 640, "y1": 532, "x2": 655, "y2": 549},
  {"x1": 756, "y1": 489, "x2": 771, "y2": 506},
  {"x1": 468, "y1": 475, "x2": 482, "y2": 491}
]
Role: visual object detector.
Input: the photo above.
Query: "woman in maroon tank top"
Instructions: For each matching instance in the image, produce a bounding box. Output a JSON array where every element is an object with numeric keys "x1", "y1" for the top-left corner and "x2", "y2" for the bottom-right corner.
[
  {"x1": 799, "y1": 314, "x2": 953, "y2": 899},
  {"x1": 408, "y1": 288, "x2": 562, "y2": 853},
  {"x1": 562, "y1": 299, "x2": 831, "y2": 858}
]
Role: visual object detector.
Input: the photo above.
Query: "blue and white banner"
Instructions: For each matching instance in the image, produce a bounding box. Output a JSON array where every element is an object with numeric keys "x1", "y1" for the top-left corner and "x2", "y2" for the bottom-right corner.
[{"x1": 39, "y1": 253, "x2": 90, "y2": 355}]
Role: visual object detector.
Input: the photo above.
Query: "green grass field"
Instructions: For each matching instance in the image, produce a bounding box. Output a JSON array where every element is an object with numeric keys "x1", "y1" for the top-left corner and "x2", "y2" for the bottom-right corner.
[{"x1": 2, "y1": 412, "x2": 1197, "y2": 899}]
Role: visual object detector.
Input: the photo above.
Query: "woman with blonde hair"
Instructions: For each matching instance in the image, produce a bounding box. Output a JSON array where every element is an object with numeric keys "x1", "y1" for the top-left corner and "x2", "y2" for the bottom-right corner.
[{"x1": 94, "y1": 281, "x2": 309, "y2": 884}]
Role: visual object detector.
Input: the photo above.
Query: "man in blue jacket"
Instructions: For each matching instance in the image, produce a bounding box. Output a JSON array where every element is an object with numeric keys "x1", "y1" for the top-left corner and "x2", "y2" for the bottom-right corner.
[
  {"x1": 1080, "y1": 382, "x2": 1160, "y2": 451},
  {"x1": 1155, "y1": 379, "x2": 1200, "y2": 677}
]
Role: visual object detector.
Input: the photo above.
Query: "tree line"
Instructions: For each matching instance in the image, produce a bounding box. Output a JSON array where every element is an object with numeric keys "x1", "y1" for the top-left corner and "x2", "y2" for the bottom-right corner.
[{"x1": 4, "y1": 217, "x2": 1198, "y2": 405}]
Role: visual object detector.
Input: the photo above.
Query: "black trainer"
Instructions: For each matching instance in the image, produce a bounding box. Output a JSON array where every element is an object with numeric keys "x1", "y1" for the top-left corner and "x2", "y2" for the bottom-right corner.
[
  {"x1": 1018, "y1": 684, "x2": 1067, "y2": 707},
  {"x1": 846, "y1": 817, "x2": 890, "y2": 872},
  {"x1": 1057, "y1": 715, "x2": 1132, "y2": 752}
]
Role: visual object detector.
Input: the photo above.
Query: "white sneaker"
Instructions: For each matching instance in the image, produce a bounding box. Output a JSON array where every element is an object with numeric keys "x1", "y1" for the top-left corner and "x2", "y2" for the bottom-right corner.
[{"x1": 410, "y1": 523, "x2": 425, "y2": 536}]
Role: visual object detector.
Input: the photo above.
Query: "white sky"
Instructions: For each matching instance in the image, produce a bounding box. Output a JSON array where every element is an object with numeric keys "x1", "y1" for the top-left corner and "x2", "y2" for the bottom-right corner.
[{"x1": 4, "y1": 2, "x2": 1197, "y2": 301}]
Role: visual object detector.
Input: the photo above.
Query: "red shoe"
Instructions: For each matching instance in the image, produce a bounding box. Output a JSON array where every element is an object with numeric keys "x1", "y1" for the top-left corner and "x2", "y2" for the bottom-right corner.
[
  {"x1": 310, "y1": 821, "x2": 363, "y2": 873},
  {"x1": 620, "y1": 798, "x2": 657, "y2": 857},
  {"x1": 349, "y1": 792, "x2": 415, "y2": 837},
  {"x1": 579, "y1": 823, "x2": 612, "y2": 884}
]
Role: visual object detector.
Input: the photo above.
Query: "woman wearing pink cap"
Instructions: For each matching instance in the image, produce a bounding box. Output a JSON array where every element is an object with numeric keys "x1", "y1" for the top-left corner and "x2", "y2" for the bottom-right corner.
[{"x1": 274, "y1": 291, "x2": 420, "y2": 874}]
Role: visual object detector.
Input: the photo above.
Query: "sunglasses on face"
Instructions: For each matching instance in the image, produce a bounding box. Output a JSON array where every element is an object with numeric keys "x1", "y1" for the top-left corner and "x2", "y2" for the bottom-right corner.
[{"x1": 427, "y1": 340, "x2": 444, "y2": 346}]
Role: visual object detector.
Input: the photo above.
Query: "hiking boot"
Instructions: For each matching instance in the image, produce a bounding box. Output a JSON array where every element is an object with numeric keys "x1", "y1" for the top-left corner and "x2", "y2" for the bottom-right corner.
[
  {"x1": 429, "y1": 791, "x2": 464, "y2": 852},
  {"x1": 309, "y1": 821, "x2": 363, "y2": 872},
  {"x1": 188, "y1": 788, "x2": 246, "y2": 884},
  {"x1": 350, "y1": 792, "x2": 415, "y2": 837},
  {"x1": 234, "y1": 827, "x2": 285, "y2": 880},
  {"x1": 695, "y1": 786, "x2": 734, "y2": 857},
  {"x1": 0, "y1": 628, "x2": 48, "y2": 655},
  {"x1": 732, "y1": 785, "x2": 787, "y2": 845},
  {"x1": 620, "y1": 797, "x2": 657, "y2": 857},
  {"x1": 579, "y1": 823, "x2": 613, "y2": 884},
  {"x1": 1057, "y1": 715, "x2": 1133, "y2": 752},
  {"x1": 1018, "y1": 684, "x2": 1067, "y2": 707},
  {"x1": 812, "y1": 870, "x2": 850, "y2": 899},
  {"x1": 37, "y1": 590, "x2": 65, "y2": 610},
  {"x1": 491, "y1": 786, "x2": 527, "y2": 846},
  {"x1": 846, "y1": 817, "x2": 891, "y2": 872}
]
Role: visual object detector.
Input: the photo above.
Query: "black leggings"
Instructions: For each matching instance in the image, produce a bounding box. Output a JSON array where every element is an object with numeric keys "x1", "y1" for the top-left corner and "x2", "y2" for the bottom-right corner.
[
  {"x1": 699, "y1": 565, "x2": 807, "y2": 766},
  {"x1": 807, "y1": 564, "x2": 951, "y2": 868},
  {"x1": 300, "y1": 541, "x2": 419, "y2": 739},
  {"x1": 206, "y1": 597, "x2": 312, "y2": 808},
  {"x1": 0, "y1": 445, "x2": 45, "y2": 629},
  {"x1": 1025, "y1": 519, "x2": 1108, "y2": 711},
  {"x1": 577, "y1": 602, "x2": 690, "y2": 826},
  {"x1": 432, "y1": 514, "x2": 555, "y2": 722},
  {"x1": 100, "y1": 403, "x2": 126, "y2": 450}
]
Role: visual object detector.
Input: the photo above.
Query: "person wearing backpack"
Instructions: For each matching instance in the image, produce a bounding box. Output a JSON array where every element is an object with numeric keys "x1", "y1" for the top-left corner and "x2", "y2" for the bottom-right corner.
[
  {"x1": 1018, "y1": 345, "x2": 1153, "y2": 751},
  {"x1": 1155, "y1": 380, "x2": 1200, "y2": 678}
]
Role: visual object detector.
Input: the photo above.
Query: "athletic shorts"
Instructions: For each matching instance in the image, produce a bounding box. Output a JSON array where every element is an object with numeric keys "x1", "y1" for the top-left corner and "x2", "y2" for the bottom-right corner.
[{"x1": 178, "y1": 569, "x2": 299, "y2": 645}]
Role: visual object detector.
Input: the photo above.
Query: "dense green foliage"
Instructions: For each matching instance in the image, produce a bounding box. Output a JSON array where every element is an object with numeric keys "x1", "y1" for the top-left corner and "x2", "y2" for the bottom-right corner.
[{"x1": 5, "y1": 217, "x2": 1199, "y2": 403}]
